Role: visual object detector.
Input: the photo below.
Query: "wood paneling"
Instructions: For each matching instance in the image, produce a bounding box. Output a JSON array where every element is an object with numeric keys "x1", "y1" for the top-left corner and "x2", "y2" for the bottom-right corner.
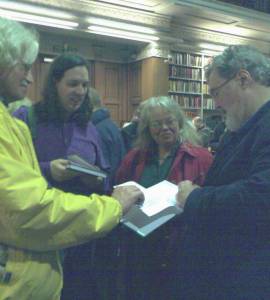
[
  {"x1": 27, "y1": 57, "x2": 49, "y2": 103},
  {"x1": 127, "y1": 61, "x2": 142, "y2": 121},
  {"x1": 141, "y1": 57, "x2": 169, "y2": 101},
  {"x1": 126, "y1": 57, "x2": 169, "y2": 122},
  {"x1": 94, "y1": 62, "x2": 128, "y2": 125}
]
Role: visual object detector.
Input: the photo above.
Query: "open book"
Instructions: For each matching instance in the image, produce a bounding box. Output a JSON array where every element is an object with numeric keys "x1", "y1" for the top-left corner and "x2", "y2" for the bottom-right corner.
[
  {"x1": 118, "y1": 180, "x2": 182, "y2": 237},
  {"x1": 67, "y1": 154, "x2": 107, "y2": 178}
]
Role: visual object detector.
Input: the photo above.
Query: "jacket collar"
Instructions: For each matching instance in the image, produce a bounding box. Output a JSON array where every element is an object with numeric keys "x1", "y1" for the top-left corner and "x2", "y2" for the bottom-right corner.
[
  {"x1": 235, "y1": 100, "x2": 270, "y2": 137},
  {"x1": 91, "y1": 108, "x2": 110, "y2": 125},
  {"x1": 177, "y1": 142, "x2": 200, "y2": 158}
]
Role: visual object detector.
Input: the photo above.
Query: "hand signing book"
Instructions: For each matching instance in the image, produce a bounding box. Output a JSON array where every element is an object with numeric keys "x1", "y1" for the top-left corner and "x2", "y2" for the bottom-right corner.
[
  {"x1": 112, "y1": 185, "x2": 144, "y2": 215},
  {"x1": 177, "y1": 180, "x2": 200, "y2": 210}
]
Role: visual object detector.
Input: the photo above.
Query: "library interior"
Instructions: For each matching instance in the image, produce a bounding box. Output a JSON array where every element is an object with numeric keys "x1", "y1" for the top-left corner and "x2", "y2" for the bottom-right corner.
[
  {"x1": 2, "y1": 2, "x2": 270, "y2": 300},
  {"x1": 3, "y1": 0, "x2": 270, "y2": 127}
]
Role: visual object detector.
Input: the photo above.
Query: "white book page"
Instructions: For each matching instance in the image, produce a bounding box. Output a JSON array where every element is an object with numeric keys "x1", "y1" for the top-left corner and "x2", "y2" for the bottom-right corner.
[
  {"x1": 115, "y1": 181, "x2": 146, "y2": 194},
  {"x1": 142, "y1": 180, "x2": 178, "y2": 216},
  {"x1": 116, "y1": 180, "x2": 179, "y2": 217}
]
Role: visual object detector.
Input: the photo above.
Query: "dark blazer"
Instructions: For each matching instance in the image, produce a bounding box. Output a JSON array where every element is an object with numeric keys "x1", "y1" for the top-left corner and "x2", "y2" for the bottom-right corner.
[{"x1": 176, "y1": 100, "x2": 270, "y2": 300}]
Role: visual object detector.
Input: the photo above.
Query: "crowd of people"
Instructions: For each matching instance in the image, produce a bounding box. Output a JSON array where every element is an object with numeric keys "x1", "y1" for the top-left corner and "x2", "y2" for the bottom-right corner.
[{"x1": 1, "y1": 16, "x2": 270, "y2": 300}]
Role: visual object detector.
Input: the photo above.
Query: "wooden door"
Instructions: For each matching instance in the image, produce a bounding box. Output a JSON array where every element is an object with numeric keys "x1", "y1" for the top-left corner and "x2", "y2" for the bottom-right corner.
[{"x1": 94, "y1": 61, "x2": 128, "y2": 125}]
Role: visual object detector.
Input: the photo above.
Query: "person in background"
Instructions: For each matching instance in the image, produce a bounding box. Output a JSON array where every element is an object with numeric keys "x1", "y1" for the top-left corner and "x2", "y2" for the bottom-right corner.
[
  {"x1": 13, "y1": 53, "x2": 114, "y2": 300},
  {"x1": 121, "y1": 104, "x2": 142, "y2": 151},
  {"x1": 13, "y1": 54, "x2": 109, "y2": 196},
  {"x1": 208, "y1": 108, "x2": 227, "y2": 154},
  {"x1": 176, "y1": 45, "x2": 270, "y2": 300},
  {"x1": 89, "y1": 87, "x2": 126, "y2": 185},
  {"x1": 115, "y1": 96, "x2": 213, "y2": 300},
  {"x1": 0, "y1": 19, "x2": 142, "y2": 300},
  {"x1": 192, "y1": 115, "x2": 213, "y2": 147}
]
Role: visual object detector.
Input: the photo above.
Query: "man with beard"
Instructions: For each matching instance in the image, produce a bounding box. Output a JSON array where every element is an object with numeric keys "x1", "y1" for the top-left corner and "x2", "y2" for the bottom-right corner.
[{"x1": 176, "y1": 45, "x2": 270, "y2": 300}]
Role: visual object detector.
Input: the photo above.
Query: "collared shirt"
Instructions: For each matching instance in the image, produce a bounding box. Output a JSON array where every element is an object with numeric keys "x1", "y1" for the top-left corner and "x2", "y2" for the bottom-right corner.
[{"x1": 139, "y1": 143, "x2": 179, "y2": 188}]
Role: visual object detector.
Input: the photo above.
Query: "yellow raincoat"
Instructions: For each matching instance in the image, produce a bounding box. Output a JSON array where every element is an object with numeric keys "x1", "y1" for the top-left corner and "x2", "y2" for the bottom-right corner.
[{"x1": 0, "y1": 102, "x2": 122, "y2": 299}]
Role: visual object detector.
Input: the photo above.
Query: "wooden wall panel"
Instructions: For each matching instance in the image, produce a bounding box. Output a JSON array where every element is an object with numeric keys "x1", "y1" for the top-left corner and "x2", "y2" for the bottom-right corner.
[
  {"x1": 27, "y1": 56, "x2": 50, "y2": 103},
  {"x1": 105, "y1": 67, "x2": 118, "y2": 104},
  {"x1": 126, "y1": 58, "x2": 169, "y2": 122},
  {"x1": 127, "y1": 61, "x2": 142, "y2": 121},
  {"x1": 141, "y1": 57, "x2": 169, "y2": 101},
  {"x1": 94, "y1": 61, "x2": 128, "y2": 125}
]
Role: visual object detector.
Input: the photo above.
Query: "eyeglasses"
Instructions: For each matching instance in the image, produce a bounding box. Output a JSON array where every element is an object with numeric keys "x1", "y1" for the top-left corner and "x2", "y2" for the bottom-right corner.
[
  {"x1": 209, "y1": 76, "x2": 235, "y2": 98},
  {"x1": 149, "y1": 117, "x2": 177, "y2": 130}
]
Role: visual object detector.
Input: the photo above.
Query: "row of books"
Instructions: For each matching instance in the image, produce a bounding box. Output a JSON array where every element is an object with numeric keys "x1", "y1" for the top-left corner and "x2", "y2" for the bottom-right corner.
[
  {"x1": 170, "y1": 95, "x2": 202, "y2": 108},
  {"x1": 203, "y1": 83, "x2": 209, "y2": 94},
  {"x1": 204, "y1": 98, "x2": 215, "y2": 110},
  {"x1": 170, "y1": 94, "x2": 215, "y2": 110},
  {"x1": 169, "y1": 52, "x2": 202, "y2": 66},
  {"x1": 185, "y1": 110, "x2": 198, "y2": 119},
  {"x1": 169, "y1": 81, "x2": 201, "y2": 93},
  {"x1": 169, "y1": 65, "x2": 202, "y2": 79}
]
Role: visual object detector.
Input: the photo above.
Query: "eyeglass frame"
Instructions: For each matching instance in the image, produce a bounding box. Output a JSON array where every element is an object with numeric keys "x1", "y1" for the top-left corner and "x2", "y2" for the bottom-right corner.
[
  {"x1": 209, "y1": 75, "x2": 235, "y2": 98},
  {"x1": 149, "y1": 117, "x2": 178, "y2": 130}
]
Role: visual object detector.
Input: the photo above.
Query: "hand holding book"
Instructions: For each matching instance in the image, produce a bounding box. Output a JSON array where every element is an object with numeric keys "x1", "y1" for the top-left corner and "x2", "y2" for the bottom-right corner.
[
  {"x1": 50, "y1": 158, "x2": 78, "y2": 182},
  {"x1": 67, "y1": 155, "x2": 107, "y2": 179}
]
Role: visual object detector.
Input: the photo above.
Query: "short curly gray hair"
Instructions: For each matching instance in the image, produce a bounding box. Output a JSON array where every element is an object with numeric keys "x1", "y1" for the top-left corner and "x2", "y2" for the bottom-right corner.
[
  {"x1": 135, "y1": 96, "x2": 200, "y2": 149},
  {"x1": 0, "y1": 18, "x2": 39, "y2": 70},
  {"x1": 205, "y1": 45, "x2": 270, "y2": 86}
]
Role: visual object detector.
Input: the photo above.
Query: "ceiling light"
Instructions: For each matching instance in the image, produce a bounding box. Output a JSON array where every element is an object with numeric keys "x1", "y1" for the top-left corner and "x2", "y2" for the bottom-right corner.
[
  {"x1": 0, "y1": 1, "x2": 75, "y2": 20},
  {"x1": 88, "y1": 25, "x2": 159, "y2": 42},
  {"x1": 0, "y1": 9, "x2": 78, "y2": 30},
  {"x1": 201, "y1": 49, "x2": 221, "y2": 56},
  {"x1": 43, "y1": 57, "x2": 54, "y2": 63},
  {"x1": 97, "y1": 0, "x2": 157, "y2": 10},
  {"x1": 199, "y1": 43, "x2": 226, "y2": 52},
  {"x1": 88, "y1": 17, "x2": 156, "y2": 34}
]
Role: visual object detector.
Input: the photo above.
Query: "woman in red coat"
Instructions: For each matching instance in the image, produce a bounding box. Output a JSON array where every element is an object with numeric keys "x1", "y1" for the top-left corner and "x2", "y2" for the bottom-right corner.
[{"x1": 115, "y1": 96, "x2": 213, "y2": 300}]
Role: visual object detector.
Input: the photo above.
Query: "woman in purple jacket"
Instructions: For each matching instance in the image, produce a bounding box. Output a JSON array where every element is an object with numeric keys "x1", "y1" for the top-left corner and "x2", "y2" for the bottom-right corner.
[{"x1": 13, "y1": 54, "x2": 109, "y2": 300}]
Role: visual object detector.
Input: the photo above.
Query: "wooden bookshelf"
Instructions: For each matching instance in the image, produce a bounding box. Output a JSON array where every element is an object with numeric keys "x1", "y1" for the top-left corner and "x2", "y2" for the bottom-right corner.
[{"x1": 168, "y1": 51, "x2": 215, "y2": 119}]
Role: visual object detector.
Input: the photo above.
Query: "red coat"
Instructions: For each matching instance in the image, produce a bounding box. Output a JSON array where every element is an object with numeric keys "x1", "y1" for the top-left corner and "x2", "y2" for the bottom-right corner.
[
  {"x1": 116, "y1": 142, "x2": 213, "y2": 185},
  {"x1": 114, "y1": 143, "x2": 213, "y2": 299}
]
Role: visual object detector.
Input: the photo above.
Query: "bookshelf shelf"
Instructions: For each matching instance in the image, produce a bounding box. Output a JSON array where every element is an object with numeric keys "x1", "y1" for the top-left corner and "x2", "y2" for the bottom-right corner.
[
  {"x1": 169, "y1": 76, "x2": 202, "y2": 82},
  {"x1": 169, "y1": 91, "x2": 201, "y2": 96},
  {"x1": 168, "y1": 51, "x2": 215, "y2": 119},
  {"x1": 169, "y1": 63, "x2": 202, "y2": 69}
]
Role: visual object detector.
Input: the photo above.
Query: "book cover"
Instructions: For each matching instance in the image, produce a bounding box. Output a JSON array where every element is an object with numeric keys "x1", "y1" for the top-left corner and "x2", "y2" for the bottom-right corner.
[{"x1": 67, "y1": 154, "x2": 107, "y2": 178}]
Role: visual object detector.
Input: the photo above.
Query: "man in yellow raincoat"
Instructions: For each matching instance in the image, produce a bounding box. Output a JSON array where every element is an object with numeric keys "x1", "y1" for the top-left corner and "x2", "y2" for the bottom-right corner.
[{"x1": 0, "y1": 17, "x2": 143, "y2": 300}]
